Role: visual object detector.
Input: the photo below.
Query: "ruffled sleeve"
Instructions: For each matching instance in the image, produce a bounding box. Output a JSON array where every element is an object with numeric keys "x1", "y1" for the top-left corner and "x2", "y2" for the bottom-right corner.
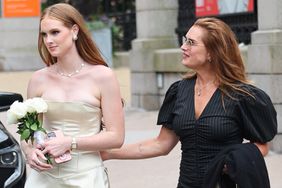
[
  {"x1": 237, "y1": 85, "x2": 277, "y2": 143},
  {"x1": 157, "y1": 80, "x2": 180, "y2": 129}
]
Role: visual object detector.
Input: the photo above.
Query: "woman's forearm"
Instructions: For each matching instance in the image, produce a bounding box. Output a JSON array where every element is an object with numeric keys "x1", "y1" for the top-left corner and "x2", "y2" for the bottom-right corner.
[
  {"x1": 106, "y1": 127, "x2": 179, "y2": 160},
  {"x1": 74, "y1": 130, "x2": 124, "y2": 152},
  {"x1": 107, "y1": 138, "x2": 166, "y2": 160}
]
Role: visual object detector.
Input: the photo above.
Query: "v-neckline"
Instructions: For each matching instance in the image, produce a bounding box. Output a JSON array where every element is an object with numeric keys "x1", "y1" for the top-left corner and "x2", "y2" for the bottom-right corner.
[{"x1": 192, "y1": 78, "x2": 219, "y2": 121}]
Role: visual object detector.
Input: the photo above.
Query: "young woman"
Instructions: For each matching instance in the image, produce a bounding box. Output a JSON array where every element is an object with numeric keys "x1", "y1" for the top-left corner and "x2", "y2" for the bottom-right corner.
[
  {"x1": 101, "y1": 17, "x2": 277, "y2": 187},
  {"x1": 22, "y1": 3, "x2": 124, "y2": 188}
]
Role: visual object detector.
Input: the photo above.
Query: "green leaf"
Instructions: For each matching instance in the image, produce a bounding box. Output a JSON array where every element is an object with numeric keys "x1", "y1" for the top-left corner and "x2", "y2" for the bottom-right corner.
[
  {"x1": 18, "y1": 123, "x2": 25, "y2": 129},
  {"x1": 30, "y1": 123, "x2": 38, "y2": 131},
  {"x1": 45, "y1": 153, "x2": 53, "y2": 165},
  {"x1": 39, "y1": 127, "x2": 47, "y2": 133},
  {"x1": 25, "y1": 121, "x2": 31, "y2": 128},
  {"x1": 39, "y1": 121, "x2": 43, "y2": 128},
  {"x1": 20, "y1": 129, "x2": 31, "y2": 140}
]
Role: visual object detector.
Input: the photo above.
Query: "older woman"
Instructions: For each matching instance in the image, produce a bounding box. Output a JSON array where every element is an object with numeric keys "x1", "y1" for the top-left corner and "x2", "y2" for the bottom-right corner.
[{"x1": 102, "y1": 17, "x2": 277, "y2": 188}]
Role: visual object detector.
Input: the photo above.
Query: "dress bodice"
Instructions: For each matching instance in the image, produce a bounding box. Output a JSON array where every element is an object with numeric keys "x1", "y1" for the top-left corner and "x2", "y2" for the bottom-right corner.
[
  {"x1": 37, "y1": 101, "x2": 105, "y2": 180},
  {"x1": 43, "y1": 101, "x2": 102, "y2": 137}
]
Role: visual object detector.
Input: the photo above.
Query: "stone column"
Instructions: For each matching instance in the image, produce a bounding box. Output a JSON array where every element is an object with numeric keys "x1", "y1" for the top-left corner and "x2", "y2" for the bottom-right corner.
[
  {"x1": 248, "y1": 0, "x2": 282, "y2": 152},
  {"x1": 130, "y1": 0, "x2": 178, "y2": 110}
]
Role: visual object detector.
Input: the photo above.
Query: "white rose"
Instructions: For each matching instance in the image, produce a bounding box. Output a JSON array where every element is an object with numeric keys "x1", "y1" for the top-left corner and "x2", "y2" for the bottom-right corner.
[
  {"x1": 25, "y1": 98, "x2": 48, "y2": 113},
  {"x1": 6, "y1": 101, "x2": 28, "y2": 124},
  {"x1": 7, "y1": 109, "x2": 19, "y2": 124},
  {"x1": 24, "y1": 98, "x2": 36, "y2": 113}
]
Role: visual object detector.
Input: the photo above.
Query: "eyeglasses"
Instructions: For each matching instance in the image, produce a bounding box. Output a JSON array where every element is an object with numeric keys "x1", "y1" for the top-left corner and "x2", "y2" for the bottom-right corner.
[{"x1": 182, "y1": 36, "x2": 204, "y2": 47}]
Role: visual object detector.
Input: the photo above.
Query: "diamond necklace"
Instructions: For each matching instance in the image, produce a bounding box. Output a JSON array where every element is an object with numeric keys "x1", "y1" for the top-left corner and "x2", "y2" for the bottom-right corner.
[
  {"x1": 56, "y1": 63, "x2": 85, "y2": 77},
  {"x1": 195, "y1": 79, "x2": 215, "y2": 96}
]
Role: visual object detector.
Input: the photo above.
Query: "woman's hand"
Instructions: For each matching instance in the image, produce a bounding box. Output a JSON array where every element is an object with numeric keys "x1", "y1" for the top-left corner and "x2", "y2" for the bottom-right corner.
[
  {"x1": 25, "y1": 146, "x2": 53, "y2": 171},
  {"x1": 42, "y1": 130, "x2": 72, "y2": 158},
  {"x1": 254, "y1": 142, "x2": 269, "y2": 156}
]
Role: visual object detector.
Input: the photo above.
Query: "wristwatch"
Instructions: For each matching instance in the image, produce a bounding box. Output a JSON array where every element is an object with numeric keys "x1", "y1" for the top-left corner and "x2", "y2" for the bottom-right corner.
[{"x1": 71, "y1": 137, "x2": 77, "y2": 150}]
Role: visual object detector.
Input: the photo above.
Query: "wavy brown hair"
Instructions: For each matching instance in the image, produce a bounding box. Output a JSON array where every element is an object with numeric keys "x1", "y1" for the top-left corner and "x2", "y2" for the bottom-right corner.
[
  {"x1": 186, "y1": 17, "x2": 252, "y2": 98},
  {"x1": 38, "y1": 3, "x2": 107, "y2": 67}
]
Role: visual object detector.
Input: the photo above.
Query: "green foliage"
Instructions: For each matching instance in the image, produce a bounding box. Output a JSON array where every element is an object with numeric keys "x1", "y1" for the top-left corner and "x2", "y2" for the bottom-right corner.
[
  {"x1": 16, "y1": 112, "x2": 45, "y2": 143},
  {"x1": 87, "y1": 20, "x2": 107, "y2": 30},
  {"x1": 41, "y1": 0, "x2": 135, "y2": 51},
  {"x1": 16, "y1": 112, "x2": 51, "y2": 164},
  {"x1": 111, "y1": 24, "x2": 123, "y2": 53}
]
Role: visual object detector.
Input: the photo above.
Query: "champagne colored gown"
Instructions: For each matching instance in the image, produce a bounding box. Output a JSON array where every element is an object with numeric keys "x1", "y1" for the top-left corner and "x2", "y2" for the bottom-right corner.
[{"x1": 24, "y1": 101, "x2": 110, "y2": 188}]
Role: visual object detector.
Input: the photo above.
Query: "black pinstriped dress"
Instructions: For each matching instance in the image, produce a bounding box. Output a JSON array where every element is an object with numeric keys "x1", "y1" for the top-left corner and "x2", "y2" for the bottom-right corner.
[{"x1": 157, "y1": 78, "x2": 277, "y2": 188}]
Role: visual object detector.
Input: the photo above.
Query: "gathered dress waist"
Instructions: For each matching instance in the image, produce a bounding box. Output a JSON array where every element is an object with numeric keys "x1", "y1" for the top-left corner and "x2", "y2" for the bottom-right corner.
[{"x1": 43, "y1": 150, "x2": 103, "y2": 179}]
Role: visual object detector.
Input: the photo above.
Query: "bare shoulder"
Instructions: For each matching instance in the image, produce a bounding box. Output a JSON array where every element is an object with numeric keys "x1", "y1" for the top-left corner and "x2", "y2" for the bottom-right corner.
[
  {"x1": 29, "y1": 67, "x2": 49, "y2": 86},
  {"x1": 89, "y1": 64, "x2": 116, "y2": 81},
  {"x1": 27, "y1": 67, "x2": 50, "y2": 97}
]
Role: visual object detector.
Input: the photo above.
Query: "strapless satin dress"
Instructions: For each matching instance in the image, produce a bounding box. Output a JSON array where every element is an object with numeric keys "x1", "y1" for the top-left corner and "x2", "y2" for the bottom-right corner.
[{"x1": 24, "y1": 101, "x2": 110, "y2": 188}]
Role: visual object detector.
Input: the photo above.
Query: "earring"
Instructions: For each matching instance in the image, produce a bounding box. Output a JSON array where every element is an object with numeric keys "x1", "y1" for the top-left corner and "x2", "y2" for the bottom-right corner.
[{"x1": 73, "y1": 35, "x2": 78, "y2": 41}]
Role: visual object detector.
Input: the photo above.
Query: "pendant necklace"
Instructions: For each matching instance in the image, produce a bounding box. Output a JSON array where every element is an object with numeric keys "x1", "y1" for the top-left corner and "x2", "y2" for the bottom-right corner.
[
  {"x1": 56, "y1": 63, "x2": 85, "y2": 78},
  {"x1": 196, "y1": 79, "x2": 215, "y2": 96}
]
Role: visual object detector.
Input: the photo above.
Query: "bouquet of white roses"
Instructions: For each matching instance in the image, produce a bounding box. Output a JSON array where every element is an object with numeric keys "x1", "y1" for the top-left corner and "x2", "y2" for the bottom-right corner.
[{"x1": 7, "y1": 97, "x2": 52, "y2": 164}]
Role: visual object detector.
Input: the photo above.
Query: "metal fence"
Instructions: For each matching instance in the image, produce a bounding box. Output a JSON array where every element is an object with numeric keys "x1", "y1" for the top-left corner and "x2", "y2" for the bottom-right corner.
[
  {"x1": 175, "y1": 0, "x2": 258, "y2": 46},
  {"x1": 104, "y1": 0, "x2": 136, "y2": 51}
]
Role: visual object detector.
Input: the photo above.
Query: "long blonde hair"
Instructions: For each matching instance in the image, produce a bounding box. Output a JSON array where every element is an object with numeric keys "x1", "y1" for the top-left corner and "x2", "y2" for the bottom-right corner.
[
  {"x1": 186, "y1": 17, "x2": 252, "y2": 98},
  {"x1": 38, "y1": 3, "x2": 107, "y2": 67}
]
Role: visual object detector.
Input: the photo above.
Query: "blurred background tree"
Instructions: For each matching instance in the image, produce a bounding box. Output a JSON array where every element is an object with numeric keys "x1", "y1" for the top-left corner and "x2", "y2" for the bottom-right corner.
[
  {"x1": 42, "y1": 0, "x2": 100, "y2": 21},
  {"x1": 41, "y1": 0, "x2": 136, "y2": 51}
]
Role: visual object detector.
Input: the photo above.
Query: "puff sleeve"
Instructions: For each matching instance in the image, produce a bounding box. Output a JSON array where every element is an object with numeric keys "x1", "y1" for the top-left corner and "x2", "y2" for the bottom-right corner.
[
  {"x1": 237, "y1": 86, "x2": 277, "y2": 143},
  {"x1": 157, "y1": 81, "x2": 180, "y2": 129}
]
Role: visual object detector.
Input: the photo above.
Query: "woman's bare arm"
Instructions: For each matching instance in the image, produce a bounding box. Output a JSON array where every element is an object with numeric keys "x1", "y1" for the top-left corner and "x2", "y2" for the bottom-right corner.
[{"x1": 102, "y1": 126, "x2": 179, "y2": 160}]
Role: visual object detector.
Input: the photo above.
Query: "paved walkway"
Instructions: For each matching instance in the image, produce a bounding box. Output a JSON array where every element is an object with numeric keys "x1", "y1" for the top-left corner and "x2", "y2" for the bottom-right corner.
[{"x1": 1, "y1": 108, "x2": 281, "y2": 187}]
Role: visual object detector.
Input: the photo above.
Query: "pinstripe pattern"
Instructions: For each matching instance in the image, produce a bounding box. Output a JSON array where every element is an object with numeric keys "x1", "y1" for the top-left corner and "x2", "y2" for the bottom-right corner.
[{"x1": 157, "y1": 78, "x2": 277, "y2": 188}]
